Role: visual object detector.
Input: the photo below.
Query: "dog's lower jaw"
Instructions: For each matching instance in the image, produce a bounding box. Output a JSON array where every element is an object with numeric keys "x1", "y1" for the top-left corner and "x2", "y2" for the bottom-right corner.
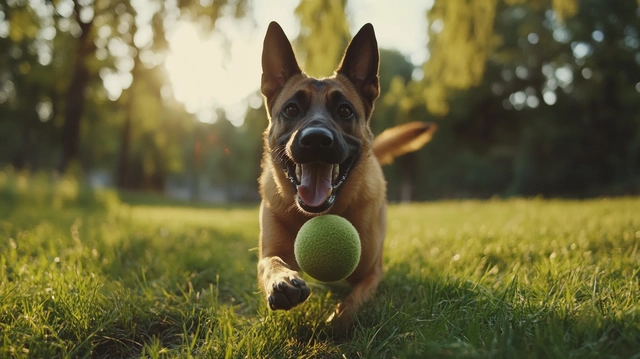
[{"x1": 296, "y1": 195, "x2": 334, "y2": 214}]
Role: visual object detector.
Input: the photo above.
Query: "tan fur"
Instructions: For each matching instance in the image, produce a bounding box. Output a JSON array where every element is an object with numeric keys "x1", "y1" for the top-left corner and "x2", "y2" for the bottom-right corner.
[
  {"x1": 374, "y1": 122, "x2": 438, "y2": 166},
  {"x1": 257, "y1": 22, "x2": 436, "y2": 324}
]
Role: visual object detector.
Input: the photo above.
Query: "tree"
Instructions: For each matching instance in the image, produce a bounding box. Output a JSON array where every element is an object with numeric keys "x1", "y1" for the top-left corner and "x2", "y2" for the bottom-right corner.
[
  {"x1": 295, "y1": 0, "x2": 350, "y2": 77},
  {"x1": 0, "y1": 0, "x2": 249, "y2": 185},
  {"x1": 57, "y1": 0, "x2": 96, "y2": 172},
  {"x1": 423, "y1": 0, "x2": 578, "y2": 115},
  {"x1": 112, "y1": 0, "x2": 249, "y2": 189},
  {"x1": 0, "y1": 0, "x2": 65, "y2": 170},
  {"x1": 410, "y1": 0, "x2": 640, "y2": 198}
]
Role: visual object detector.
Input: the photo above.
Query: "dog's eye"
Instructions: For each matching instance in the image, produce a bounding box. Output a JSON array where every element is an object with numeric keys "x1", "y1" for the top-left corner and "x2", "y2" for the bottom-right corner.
[
  {"x1": 337, "y1": 104, "x2": 353, "y2": 119},
  {"x1": 283, "y1": 104, "x2": 300, "y2": 118}
]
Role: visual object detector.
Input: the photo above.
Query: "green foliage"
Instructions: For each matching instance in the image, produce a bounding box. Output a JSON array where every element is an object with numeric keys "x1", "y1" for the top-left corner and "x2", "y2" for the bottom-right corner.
[
  {"x1": 424, "y1": 0, "x2": 500, "y2": 115},
  {"x1": 1, "y1": 0, "x2": 640, "y2": 200},
  {"x1": 295, "y1": 0, "x2": 350, "y2": 77},
  {"x1": 0, "y1": 167, "x2": 120, "y2": 212},
  {"x1": 424, "y1": 0, "x2": 579, "y2": 114},
  {"x1": 369, "y1": 49, "x2": 416, "y2": 136},
  {"x1": 1, "y1": 191, "x2": 639, "y2": 357},
  {"x1": 386, "y1": 0, "x2": 640, "y2": 199},
  {"x1": 0, "y1": 0, "x2": 249, "y2": 181}
]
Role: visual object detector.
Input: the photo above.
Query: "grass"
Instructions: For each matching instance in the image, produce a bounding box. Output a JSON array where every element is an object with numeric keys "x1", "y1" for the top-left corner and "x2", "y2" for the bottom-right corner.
[{"x1": 1, "y1": 173, "x2": 639, "y2": 357}]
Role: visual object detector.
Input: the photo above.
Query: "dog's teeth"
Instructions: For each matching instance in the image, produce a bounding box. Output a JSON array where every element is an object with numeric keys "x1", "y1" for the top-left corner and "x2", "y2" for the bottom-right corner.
[
  {"x1": 295, "y1": 164, "x2": 301, "y2": 183},
  {"x1": 327, "y1": 187, "x2": 333, "y2": 199},
  {"x1": 332, "y1": 164, "x2": 339, "y2": 183}
]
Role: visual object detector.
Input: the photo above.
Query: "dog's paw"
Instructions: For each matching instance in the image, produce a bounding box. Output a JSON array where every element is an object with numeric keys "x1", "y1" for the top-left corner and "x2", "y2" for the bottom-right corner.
[{"x1": 267, "y1": 277, "x2": 311, "y2": 310}]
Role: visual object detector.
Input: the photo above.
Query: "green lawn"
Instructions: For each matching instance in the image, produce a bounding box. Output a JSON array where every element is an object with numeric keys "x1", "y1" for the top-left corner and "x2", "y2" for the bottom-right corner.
[{"x1": 1, "y1": 178, "x2": 639, "y2": 357}]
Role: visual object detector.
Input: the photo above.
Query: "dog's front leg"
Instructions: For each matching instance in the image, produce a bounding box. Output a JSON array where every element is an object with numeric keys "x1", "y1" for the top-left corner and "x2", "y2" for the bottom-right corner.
[
  {"x1": 258, "y1": 256, "x2": 310, "y2": 310},
  {"x1": 258, "y1": 203, "x2": 310, "y2": 310},
  {"x1": 332, "y1": 257, "x2": 384, "y2": 323}
]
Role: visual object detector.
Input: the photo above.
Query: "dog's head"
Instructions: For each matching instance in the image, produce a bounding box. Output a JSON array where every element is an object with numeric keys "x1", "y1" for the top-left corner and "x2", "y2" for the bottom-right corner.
[{"x1": 261, "y1": 22, "x2": 380, "y2": 214}]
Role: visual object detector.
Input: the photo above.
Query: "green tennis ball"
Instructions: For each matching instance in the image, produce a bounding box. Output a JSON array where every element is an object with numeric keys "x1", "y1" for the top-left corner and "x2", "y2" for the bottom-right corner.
[{"x1": 294, "y1": 215, "x2": 361, "y2": 282}]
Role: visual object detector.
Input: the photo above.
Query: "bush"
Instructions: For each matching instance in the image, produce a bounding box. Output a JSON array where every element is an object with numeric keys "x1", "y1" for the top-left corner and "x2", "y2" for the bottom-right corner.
[{"x1": 0, "y1": 167, "x2": 120, "y2": 212}]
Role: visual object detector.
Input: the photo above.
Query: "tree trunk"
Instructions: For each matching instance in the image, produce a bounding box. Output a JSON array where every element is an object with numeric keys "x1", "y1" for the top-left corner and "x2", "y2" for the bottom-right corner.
[
  {"x1": 57, "y1": 0, "x2": 93, "y2": 173},
  {"x1": 399, "y1": 152, "x2": 417, "y2": 202},
  {"x1": 115, "y1": 111, "x2": 132, "y2": 188},
  {"x1": 114, "y1": 18, "x2": 143, "y2": 189}
]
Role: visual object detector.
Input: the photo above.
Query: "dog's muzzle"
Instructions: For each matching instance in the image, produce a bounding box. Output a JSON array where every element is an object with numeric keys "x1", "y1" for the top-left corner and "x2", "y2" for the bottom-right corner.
[{"x1": 281, "y1": 126, "x2": 360, "y2": 213}]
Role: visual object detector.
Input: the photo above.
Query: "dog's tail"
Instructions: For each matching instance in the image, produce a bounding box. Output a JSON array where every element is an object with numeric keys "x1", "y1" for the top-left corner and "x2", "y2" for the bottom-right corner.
[{"x1": 372, "y1": 122, "x2": 437, "y2": 166}]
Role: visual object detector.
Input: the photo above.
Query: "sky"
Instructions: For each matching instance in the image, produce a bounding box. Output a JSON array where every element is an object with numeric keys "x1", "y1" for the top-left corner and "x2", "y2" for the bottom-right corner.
[{"x1": 163, "y1": 0, "x2": 432, "y2": 126}]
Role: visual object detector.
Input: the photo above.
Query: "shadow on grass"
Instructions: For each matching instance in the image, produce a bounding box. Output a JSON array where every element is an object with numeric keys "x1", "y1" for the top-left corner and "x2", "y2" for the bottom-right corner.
[
  {"x1": 87, "y1": 222, "x2": 261, "y2": 357},
  {"x1": 98, "y1": 221, "x2": 258, "y2": 300},
  {"x1": 48, "y1": 245, "x2": 638, "y2": 358},
  {"x1": 342, "y1": 261, "x2": 640, "y2": 358}
]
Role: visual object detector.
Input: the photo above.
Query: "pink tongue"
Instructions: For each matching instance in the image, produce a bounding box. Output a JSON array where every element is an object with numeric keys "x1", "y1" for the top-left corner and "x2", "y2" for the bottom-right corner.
[{"x1": 297, "y1": 163, "x2": 333, "y2": 207}]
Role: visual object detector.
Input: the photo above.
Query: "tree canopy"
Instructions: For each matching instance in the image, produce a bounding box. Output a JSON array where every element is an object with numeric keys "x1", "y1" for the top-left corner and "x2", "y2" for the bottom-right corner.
[{"x1": 1, "y1": 0, "x2": 638, "y2": 199}]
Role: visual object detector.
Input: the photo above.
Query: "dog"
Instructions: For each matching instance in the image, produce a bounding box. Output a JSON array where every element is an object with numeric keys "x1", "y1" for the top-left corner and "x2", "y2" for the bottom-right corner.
[{"x1": 257, "y1": 21, "x2": 437, "y2": 322}]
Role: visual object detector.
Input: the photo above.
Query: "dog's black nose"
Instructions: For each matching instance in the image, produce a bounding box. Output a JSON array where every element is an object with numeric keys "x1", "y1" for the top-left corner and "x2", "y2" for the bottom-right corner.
[{"x1": 299, "y1": 127, "x2": 334, "y2": 148}]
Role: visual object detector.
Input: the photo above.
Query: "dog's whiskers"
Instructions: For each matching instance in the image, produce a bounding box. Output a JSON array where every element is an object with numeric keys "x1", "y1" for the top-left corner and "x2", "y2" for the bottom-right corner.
[
  {"x1": 270, "y1": 145, "x2": 288, "y2": 164},
  {"x1": 286, "y1": 202, "x2": 298, "y2": 214}
]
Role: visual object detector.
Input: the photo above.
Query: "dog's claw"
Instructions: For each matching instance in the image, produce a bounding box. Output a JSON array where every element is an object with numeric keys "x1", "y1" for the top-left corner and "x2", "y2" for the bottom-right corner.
[
  {"x1": 267, "y1": 277, "x2": 310, "y2": 311},
  {"x1": 290, "y1": 278, "x2": 311, "y2": 302}
]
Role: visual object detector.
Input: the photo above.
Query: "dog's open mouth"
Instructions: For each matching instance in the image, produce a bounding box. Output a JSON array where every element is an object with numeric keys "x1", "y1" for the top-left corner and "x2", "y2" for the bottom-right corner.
[{"x1": 283, "y1": 154, "x2": 358, "y2": 213}]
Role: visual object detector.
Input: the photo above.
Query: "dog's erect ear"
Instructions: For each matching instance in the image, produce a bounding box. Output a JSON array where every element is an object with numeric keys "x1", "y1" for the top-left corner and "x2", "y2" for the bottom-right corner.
[
  {"x1": 337, "y1": 23, "x2": 380, "y2": 109},
  {"x1": 261, "y1": 22, "x2": 301, "y2": 113}
]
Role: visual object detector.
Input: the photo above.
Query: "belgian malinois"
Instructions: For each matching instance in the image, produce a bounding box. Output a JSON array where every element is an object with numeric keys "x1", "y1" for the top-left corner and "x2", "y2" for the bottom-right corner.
[{"x1": 258, "y1": 21, "x2": 436, "y2": 322}]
